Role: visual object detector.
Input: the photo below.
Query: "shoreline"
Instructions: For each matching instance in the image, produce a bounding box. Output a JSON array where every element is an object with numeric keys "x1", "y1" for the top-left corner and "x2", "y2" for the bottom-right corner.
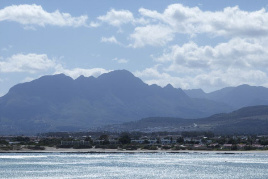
[{"x1": 1, "y1": 147, "x2": 268, "y2": 154}]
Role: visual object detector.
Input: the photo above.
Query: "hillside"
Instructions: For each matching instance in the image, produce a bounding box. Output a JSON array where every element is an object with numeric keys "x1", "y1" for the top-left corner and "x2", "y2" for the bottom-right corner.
[{"x1": 104, "y1": 105, "x2": 268, "y2": 135}]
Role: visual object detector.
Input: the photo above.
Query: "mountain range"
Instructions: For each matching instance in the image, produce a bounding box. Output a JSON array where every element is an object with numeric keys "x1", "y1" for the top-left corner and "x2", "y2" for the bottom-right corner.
[
  {"x1": 1, "y1": 70, "x2": 268, "y2": 135},
  {"x1": 184, "y1": 84, "x2": 268, "y2": 108}
]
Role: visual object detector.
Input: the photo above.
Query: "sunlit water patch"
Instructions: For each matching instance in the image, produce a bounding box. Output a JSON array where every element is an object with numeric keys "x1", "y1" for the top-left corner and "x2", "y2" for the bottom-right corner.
[{"x1": 0, "y1": 153, "x2": 268, "y2": 178}]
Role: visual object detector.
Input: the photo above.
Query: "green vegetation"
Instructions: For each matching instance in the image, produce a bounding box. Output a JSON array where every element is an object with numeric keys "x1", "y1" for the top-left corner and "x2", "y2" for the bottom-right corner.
[
  {"x1": 118, "y1": 133, "x2": 131, "y2": 144},
  {"x1": 1, "y1": 131, "x2": 268, "y2": 152}
]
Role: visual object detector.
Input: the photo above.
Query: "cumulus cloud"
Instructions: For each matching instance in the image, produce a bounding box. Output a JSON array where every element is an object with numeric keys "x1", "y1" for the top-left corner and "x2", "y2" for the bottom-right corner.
[
  {"x1": 139, "y1": 4, "x2": 268, "y2": 37},
  {"x1": 136, "y1": 37, "x2": 268, "y2": 91},
  {"x1": 0, "y1": 53, "x2": 110, "y2": 80},
  {"x1": 0, "y1": 4, "x2": 88, "y2": 27},
  {"x1": 191, "y1": 69, "x2": 268, "y2": 89},
  {"x1": 101, "y1": 36, "x2": 121, "y2": 45},
  {"x1": 158, "y1": 38, "x2": 268, "y2": 71},
  {"x1": 89, "y1": 21, "x2": 100, "y2": 27},
  {"x1": 97, "y1": 8, "x2": 147, "y2": 29},
  {"x1": 135, "y1": 66, "x2": 191, "y2": 89},
  {"x1": 54, "y1": 67, "x2": 110, "y2": 79},
  {"x1": 130, "y1": 25, "x2": 174, "y2": 48},
  {"x1": 126, "y1": 4, "x2": 268, "y2": 47},
  {"x1": 136, "y1": 65, "x2": 268, "y2": 92},
  {"x1": 98, "y1": 9, "x2": 134, "y2": 27},
  {"x1": 0, "y1": 53, "x2": 57, "y2": 73}
]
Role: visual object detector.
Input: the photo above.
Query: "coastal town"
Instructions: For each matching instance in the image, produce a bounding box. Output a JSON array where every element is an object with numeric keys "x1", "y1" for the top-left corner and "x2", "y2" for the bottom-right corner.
[{"x1": 1, "y1": 132, "x2": 268, "y2": 152}]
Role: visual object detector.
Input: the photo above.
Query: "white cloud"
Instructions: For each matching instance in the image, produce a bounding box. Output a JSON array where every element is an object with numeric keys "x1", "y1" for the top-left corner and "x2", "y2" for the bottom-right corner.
[
  {"x1": 0, "y1": 4, "x2": 88, "y2": 27},
  {"x1": 0, "y1": 53, "x2": 57, "y2": 73},
  {"x1": 130, "y1": 25, "x2": 174, "y2": 48},
  {"x1": 89, "y1": 21, "x2": 100, "y2": 27},
  {"x1": 125, "y1": 4, "x2": 268, "y2": 48},
  {"x1": 136, "y1": 37, "x2": 268, "y2": 91},
  {"x1": 50, "y1": 3, "x2": 268, "y2": 48},
  {"x1": 136, "y1": 65, "x2": 268, "y2": 92},
  {"x1": 101, "y1": 36, "x2": 121, "y2": 45},
  {"x1": 112, "y1": 58, "x2": 128, "y2": 64},
  {"x1": 98, "y1": 9, "x2": 134, "y2": 27},
  {"x1": 0, "y1": 53, "x2": 110, "y2": 82},
  {"x1": 191, "y1": 69, "x2": 268, "y2": 90},
  {"x1": 159, "y1": 38, "x2": 268, "y2": 71},
  {"x1": 55, "y1": 67, "x2": 110, "y2": 79},
  {"x1": 135, "y1": 66, "x2": 190, "y2": 89},
  {"x1": 135, "y1": 65, "x2": 163, "y2": 79},
  {"x1": 139, "y1": 4, "x2": 268, "y2": 37}
]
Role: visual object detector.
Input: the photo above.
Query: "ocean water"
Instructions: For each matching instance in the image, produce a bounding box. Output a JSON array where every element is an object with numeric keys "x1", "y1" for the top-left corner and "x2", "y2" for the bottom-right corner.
[{"x1": 0, "y1": 152, "x2": 268, "y2": 179}]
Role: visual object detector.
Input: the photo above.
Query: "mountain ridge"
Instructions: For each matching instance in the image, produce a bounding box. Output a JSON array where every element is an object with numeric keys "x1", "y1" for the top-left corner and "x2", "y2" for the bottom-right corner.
[
  {"x1": 0, "y1": 70, "x2": 232, "y2": 135},
  {"x1": 1, "y1": 70, "x2": 268, "y2": 135}
]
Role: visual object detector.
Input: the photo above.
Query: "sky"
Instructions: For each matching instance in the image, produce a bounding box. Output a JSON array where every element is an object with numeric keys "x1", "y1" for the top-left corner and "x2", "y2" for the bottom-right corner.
[{"x1": 1, "y1": 0, "x2": 268, "y2": 96}]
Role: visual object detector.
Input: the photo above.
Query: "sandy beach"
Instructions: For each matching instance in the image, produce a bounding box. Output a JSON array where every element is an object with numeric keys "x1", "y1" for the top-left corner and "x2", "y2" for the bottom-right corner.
[{"x1": 1, "y1": 147, "x2": 268, "y2": 154}]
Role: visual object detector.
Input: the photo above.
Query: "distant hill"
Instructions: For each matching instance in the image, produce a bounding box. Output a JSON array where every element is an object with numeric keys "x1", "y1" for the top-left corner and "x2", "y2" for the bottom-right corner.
[
  {"x1": 184, "y1": 84, "x2": 268, "y2": 108},
  {"x1": 0, "y1": 70, "x2": 232, "y2": 135},
  {"x1": 104, "y1": 105, "x2": 268, "y2": 135}
]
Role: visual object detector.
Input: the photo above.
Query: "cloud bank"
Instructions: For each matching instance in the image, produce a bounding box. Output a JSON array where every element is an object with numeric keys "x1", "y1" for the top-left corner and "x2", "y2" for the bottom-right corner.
[
  {"x1": 0, "y1": 53, "x2": 110, "y2": 80},
  {"x1": 0, "y1": 4, "x2": 88, "y2": 27},
  {"x1": 0, "y1": 53, "x2": 57, "y2": 73}
]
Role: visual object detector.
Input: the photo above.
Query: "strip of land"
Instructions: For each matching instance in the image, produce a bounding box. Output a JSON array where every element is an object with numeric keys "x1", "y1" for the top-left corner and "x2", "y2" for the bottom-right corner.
[{"x1": 1, "y1": 147, "x2": 268, "y2": 154}]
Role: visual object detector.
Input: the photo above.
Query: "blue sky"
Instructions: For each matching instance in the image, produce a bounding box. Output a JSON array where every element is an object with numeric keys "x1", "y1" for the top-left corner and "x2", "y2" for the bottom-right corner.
[{"x1": 1, "y1": 0, "x2": 268, "y2": 96}]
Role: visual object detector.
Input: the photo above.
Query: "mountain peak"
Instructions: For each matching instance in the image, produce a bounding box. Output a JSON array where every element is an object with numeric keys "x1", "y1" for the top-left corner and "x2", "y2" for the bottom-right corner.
[
  {"x1": 98, "y1": 69, "x2": 134, "y2": 79},
  {"x1": 77, "y1": 75, "x2": 86, "y2": 79},
  {"x1": 236, "y1": 84, "x2": 251, "y2": 89},
  {"x1": 76, "y1": 75, "x2": 95, "y2": 81},
  {"x1": 164, "y1": 84, "x2": 174, "y2": 89},
  {"x1": 97, "y1": 70, "x2": 145, "y2": 86},
  {"x1": 37, "y1": 73, "x2": 73, "y2": 82}
]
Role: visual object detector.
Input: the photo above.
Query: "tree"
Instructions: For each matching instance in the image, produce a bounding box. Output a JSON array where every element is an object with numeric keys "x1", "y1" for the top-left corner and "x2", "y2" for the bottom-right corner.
[
  {"x1": 143, "y1": 139, "x2": 150, "y2": 144},
  {"x1": 85, "y1": 137, "x2": 93, "y2": 144},
  {"x1": 99, "y1": 135, "x2": 110, "y2": 145},
  {"x1": 14, "y1": 136, "x2": 30, "y2": 142},
  {"x1": 156, "y1": 138, "x2": 161, "y2": 144},
  {"x1": 177, "y1": 137, "x2": 184, "y2": 144},
  {"x1": 0, "y1": 139, "x2": 8, "y2": 145},
  {"x1": 119, "y1": 133, "x2": 131, "y2": 144}
]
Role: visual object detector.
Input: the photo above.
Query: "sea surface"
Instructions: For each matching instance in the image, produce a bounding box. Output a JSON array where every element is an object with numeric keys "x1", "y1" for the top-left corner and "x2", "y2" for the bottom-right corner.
[{"x1": 0, "y1": 152, "x2": 268, "y2": 178}]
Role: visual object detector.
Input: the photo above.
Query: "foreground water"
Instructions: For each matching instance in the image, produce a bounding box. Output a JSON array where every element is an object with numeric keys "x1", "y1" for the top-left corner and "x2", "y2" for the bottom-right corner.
[{"x1": 0, "y1": 152, "x2": 268, "y2": 178}]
